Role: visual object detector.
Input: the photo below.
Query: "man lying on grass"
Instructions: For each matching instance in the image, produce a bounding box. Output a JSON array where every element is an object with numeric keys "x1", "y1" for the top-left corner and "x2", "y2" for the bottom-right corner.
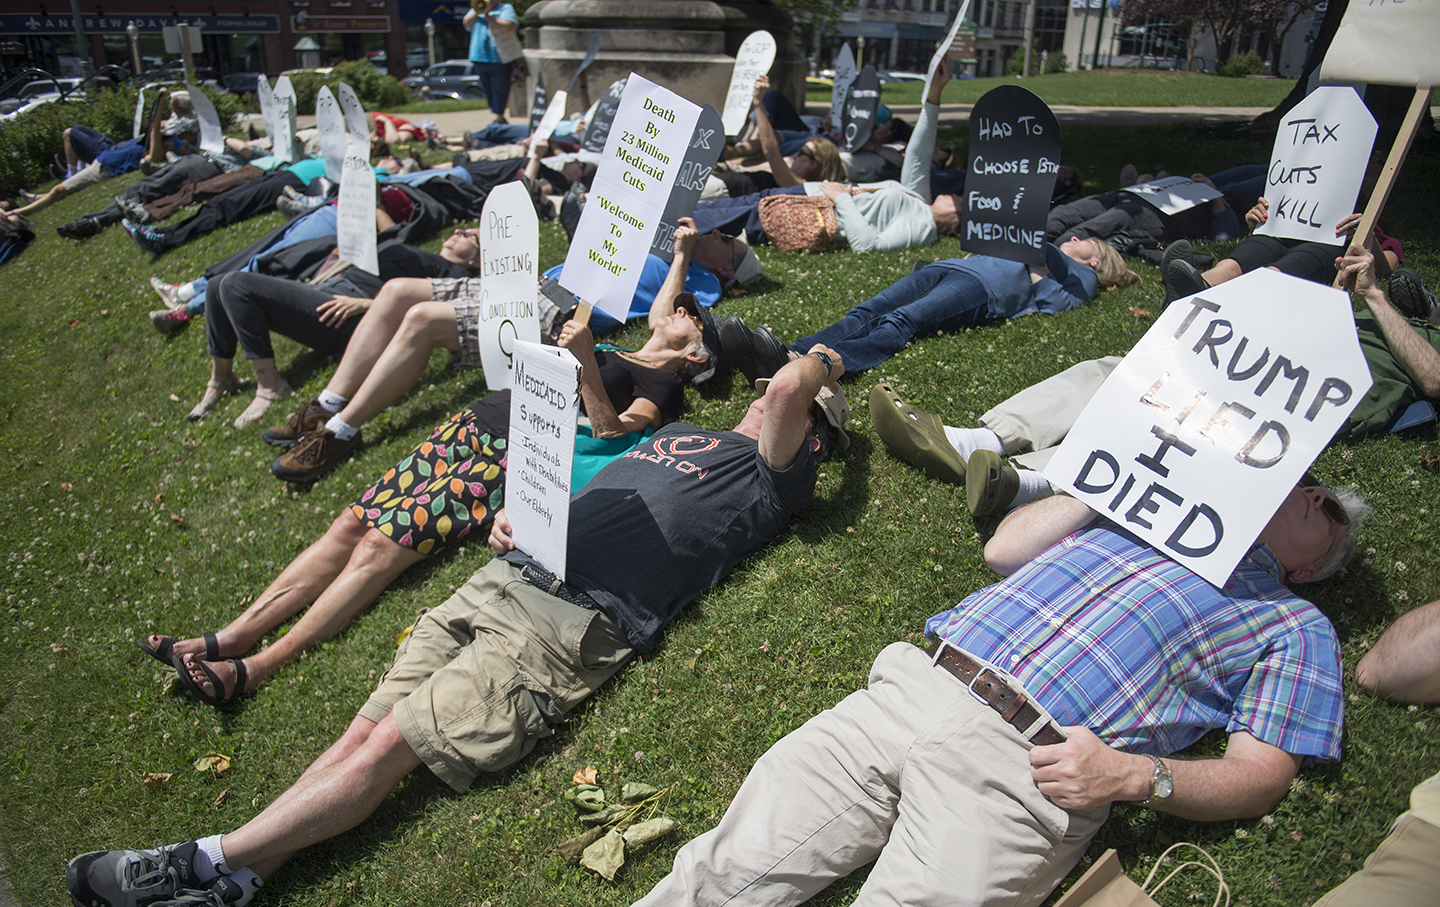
[
  {"x1": 66, "y1": 346, "x2": 850, "y2": 907},
  {"x1": 628, "y1": 482, "x2": 1360, "y2": 907}
]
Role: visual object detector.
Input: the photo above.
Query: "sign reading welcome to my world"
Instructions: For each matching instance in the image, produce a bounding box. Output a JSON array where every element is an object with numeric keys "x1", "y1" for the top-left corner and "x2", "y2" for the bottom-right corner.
[
  {"x1": 1254, "y1": 86, "x2": 1377, "y2": 245},
  {"x1": 841, "y1": 66, "x2": 881, "y2": 152},
  {"x1": 721, "y1": 30, "x2": 777, "y2": 136},
  {"x1": 506, "y1": 341, "x2": 581, "y2": 579},
  {"x1": 963, "y1": 85, "x2": 1060, "y2": 265},
  {"x1": 1044, "y1": 269, "x2": 1371, "y2": 587},
  {"x1": 1122, "y1": 175, "x2": 1222, "y2": 216},
  {"x1": 476, "y1": 180, "x2": 540, "y2": 392},
  {"x1": 559, "y1": 74, "x2": 701, "y2": 323}
]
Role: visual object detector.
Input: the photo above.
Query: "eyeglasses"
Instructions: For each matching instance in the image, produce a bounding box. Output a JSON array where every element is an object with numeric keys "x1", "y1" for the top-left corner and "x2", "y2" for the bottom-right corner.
[
  {"x1": 1299, "y1": 471, "x2": 1349, "y2": 526},
  {"x1": 719, "y1": 232, "x2": 745, "y2": 277},
  {"x1": 794, "y1": 147, "x2": 814, "y2": 161}
]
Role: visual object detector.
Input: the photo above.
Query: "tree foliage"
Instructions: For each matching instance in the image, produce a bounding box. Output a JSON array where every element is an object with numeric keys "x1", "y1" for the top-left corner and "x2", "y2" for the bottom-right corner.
[{"x1": 1121, "y1": 0, "x2": 1322, "y2": 66}]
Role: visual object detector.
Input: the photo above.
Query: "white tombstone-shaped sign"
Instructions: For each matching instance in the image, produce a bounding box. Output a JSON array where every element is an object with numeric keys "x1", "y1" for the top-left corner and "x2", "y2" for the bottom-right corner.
[
  {"x1": 337, "y1": 132, "x2": 378, "y2": 276},
  {"x1": 532, "y1": 89, "x2": 569, "y2": 146},
  {"x1": 926, "y1": 0, "x2": 973, "y2": 82},
  {"x1": 829, "y1": 43, "x2": 857, "y2": 130},
  {"x1": 133, "y1": 87, "x2": 147, "y2": 140},
  {"x1": 185, "y1": 83, "x2": 224, "y2": 154},
  {"x1": 1045, "y1": 269, "x2": 1372, "y2": 587},
  {"x1": 337, "y1": 83, "x2": 371, "y2": 147},
  {"x1": 721, "y1": 30, "x2": 777, "y2": 136},
  {"x1": 1122, "y1": 175, "x2": 1222, "y2": 215},
  {"x1": 506, "y1": 341, "x2": 581, "y2": 579},
  {"x1": 1320, "y1": 1, "x2": 1440, "y2": 89},
  {"x1": 314, "y1": 86, "x2": 346, "y2": 183},
  {"x1": 272, "y1": 76, "x2": 298, "y2": 163},
  {"x1": 476, "y1": 180, "x2": 540, "y2": 391},
  {"x1": 1254, "y1": 86, "x2": 1378, "y2": 245},
  {"x1": 257, "y1": 75, "x2": 276, "y2": 148}
]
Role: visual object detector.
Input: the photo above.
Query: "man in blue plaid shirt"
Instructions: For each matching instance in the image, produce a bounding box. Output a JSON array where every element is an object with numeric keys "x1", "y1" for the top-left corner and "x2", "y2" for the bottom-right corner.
[{"x1": 633, "y1": 484, "x2": 1359, "y2": 907}]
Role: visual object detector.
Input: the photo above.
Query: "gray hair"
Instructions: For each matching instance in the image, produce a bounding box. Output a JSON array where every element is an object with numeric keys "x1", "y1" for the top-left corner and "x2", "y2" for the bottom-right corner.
[{"x1": 1308, "y1": 486, "x2": 1371, "y2": 582}]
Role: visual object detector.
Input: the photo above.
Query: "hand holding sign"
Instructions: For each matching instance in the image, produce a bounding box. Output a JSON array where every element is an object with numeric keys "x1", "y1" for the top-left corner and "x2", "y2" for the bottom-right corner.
[{"x1": 721, "y1": 31, "x2": 776, "y2": 137}]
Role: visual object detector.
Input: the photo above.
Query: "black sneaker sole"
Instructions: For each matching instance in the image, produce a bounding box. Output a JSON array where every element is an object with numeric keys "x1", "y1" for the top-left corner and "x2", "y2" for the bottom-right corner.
[
  {"x1": 271, "y1": 461, "x2": 324, "y2": 484},
  {"x1": 260, "y1": 428, "x2": 301, "y2": 449}
]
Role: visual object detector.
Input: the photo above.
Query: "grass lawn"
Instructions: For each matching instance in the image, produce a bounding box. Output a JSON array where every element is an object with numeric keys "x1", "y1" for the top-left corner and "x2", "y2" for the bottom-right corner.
[
  {"x1": 1, "y1": 122, "x2": 1438, "y2": 907},
  {"x1": 808, "y1": 69, "x2": 1297, "y2": 108}
]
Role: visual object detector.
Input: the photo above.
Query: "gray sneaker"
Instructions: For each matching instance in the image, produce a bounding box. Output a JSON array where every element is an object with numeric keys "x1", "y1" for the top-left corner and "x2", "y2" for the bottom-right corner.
[
  {"x1": 114, "y1": 194, "x2": 152, "y2": 225},
  {"x1": 276, "y1": 194, "x2": 325, "y2": 219},
  {"x1": 66, "y1": 840, "x2": 206, "y2": 907},
  {"x1": 150, "y1": 874, "x2": 262, "y2": 907},
  {"x1": 1388, "y1": 267, "x2": 1437, "y2": 321}
]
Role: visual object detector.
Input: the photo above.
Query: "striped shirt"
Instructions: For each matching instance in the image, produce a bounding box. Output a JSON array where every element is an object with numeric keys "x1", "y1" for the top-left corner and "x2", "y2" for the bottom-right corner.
[{"x1": 925, "y1": 525, "x2": 1343, "y2": 762}]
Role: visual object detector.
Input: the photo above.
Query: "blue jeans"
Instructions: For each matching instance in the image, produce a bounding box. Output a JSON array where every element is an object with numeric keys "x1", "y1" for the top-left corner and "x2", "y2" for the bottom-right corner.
[
  {"x1": 691, "y1": 185, "x2": 807, "y2": 242},
  {"x1": 792, "y1": 266, "x2": 989, "y2": 372},
  {"x1": 471, "y1": 61, "x2": 513, "y2": 115}
]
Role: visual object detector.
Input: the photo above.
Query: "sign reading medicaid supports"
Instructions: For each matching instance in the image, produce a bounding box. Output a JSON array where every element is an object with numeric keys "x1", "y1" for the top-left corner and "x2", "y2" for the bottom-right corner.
[
  {"x1": 1319, "y1": 0, "x2": 1440, "y2": 89},
  {"x1": 476, "y1": 180, "x2": 540, "y2": 391},
  {"x1": 1254, "y1": 86, "x2": 1377, "y2": 245},
  {"x1": 1044, "y1": 269, "x2": 1372, "y2": 587},
  {"x1": 272, "y1": 75, "x2": 298, "y2": 163},
  {"x1": 829, "y1": 43, "x2": 857, "y2": 130},
  {"x1": 1122, "y1": 175, "x2": 1222, "y2": 216},
  {"x1": 559, "y1": 74, "x2": 701, "y2": 323},
  {"x1": 581, "y1": 78, "x2": 628, "y2": 154},
  {"x1": 841, "y1": 66, "x2": 881, "y2": 151},
  {"x1": 528, "y1": 68, "x2": 548, "y2": 134},
  {"x1": 721, "y1": 30, "x2": 777, "y2": 136},
  {"x1": 506, "y1": 341, "x2": 581, "y2": 579},
  {"x1": 963, "y1": 85, "x2": 1061, "y2": 265},
  {"x1": 926, "y1": 0, "x2": 973, "y2": 82},
  {"x1": 650, "y1": 105, "x2": 724, "y2": 264},
  {"x1": 532, "y1": 89, "x2": 569, "y2": 146},
  {"x1": 314, "y1": 86, "x2": 346, "y2": 183},
  {"x1": 186, "y1": 83, "x2": 224, "y2": 154}
]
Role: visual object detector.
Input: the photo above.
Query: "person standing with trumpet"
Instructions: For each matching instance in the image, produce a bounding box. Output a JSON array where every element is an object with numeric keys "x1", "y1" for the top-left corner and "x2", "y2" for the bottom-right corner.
[{"x1": 463, "y1": 0, "x2": 520, "y2": 124}]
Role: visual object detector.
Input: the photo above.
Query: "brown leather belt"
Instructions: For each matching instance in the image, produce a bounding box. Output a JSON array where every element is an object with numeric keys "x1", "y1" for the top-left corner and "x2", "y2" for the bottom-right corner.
[{"x1": 925, "y1": 639, "x2": 1066, "y2": 747}]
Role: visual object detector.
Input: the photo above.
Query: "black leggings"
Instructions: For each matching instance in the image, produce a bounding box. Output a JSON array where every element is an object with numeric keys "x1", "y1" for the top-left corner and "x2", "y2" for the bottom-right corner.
[
  {"x1": 1226, "y1": 234, "x2": 1342, "y2": 283},
  {"x1": 206, "y1": 272, "x2": 356, "y2": 361}
]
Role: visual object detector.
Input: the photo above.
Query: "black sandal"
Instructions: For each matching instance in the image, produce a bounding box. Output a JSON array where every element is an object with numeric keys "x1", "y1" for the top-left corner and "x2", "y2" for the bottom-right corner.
[
  {"x1": 138, "y1": 632, "x2": 220, "y2": 669},
  {"x1": 172, "y1": 653, "x2": 249, "y2": 707}
]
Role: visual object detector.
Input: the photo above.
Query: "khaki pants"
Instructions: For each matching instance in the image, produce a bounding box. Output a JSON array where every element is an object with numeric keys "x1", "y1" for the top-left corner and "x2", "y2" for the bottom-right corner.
[{"x1": 1311, "y1": 814, "x2": 1440, "y2": 907}]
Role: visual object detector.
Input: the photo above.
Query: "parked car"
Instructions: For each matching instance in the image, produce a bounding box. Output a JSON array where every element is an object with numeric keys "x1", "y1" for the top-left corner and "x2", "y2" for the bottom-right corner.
[
  {"x1": 222, "y1": 72, "x2": 264, "y2": 96},
  {"x1": 0, "y1": 77, "x2": 85, "y2": 118},
  {"x1": 402, "y1": 60, "x2": 483, "y2": 99},
  {"x1": 876, "y1": 70, "x2": 927, "y2": 83}
]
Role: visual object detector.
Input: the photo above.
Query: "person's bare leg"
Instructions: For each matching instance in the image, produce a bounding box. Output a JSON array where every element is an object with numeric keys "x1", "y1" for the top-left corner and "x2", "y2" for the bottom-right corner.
[
  {"x1": 63, "y1": 128, "x2": 80, "y2": 169},
  {"x1": 331, "y1": 302, "x2": 462, "y2": 429},
  {"x1": 1201, "y1": 258, "x2": 1244, "y2": 287},
  {"x1": 218, "y1": 714, "x2": 422, "y2": 880},
  {"x1": 12, "y1": 184, "x2": 66, "y2": 218},
  {"x1": 322, "y1": 278, "x2": 437, "y2": 399},
  {"x1": 178, "y1": 524, "x2": 424, "y2": 696}
]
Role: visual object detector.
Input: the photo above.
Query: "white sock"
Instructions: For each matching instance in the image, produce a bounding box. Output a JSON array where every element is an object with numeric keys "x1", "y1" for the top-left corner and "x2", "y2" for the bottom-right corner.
[
  {"x1": 317, "y1": 389, "x2": 349, "y2": 412},
  {"x1": 1010, "y1": 468, "x2": 1056, "y2": 511},
  {"x1": 325, "y1": 415, "x2": 359, "y2": 440},
  {"x1": 195, "y1": 834, "x2": 228, "y2": 878},
  {"x1": 941, "y1": 425, "x2": 1003, "y2": 461},
  {"x1": 176, "y1": 281, "x2": 198, "y2": 303}
]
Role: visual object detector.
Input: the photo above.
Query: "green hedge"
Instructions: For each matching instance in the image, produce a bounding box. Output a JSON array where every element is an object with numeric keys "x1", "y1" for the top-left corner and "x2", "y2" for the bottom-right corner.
[
  {"x1": 282, "y1": 59, "x2": 411, "y2": 115},
  {"x1": 1218, "y1": 51, "x2": 1265, "y2": 78},
  {"x1": 0, "y1": 83, "x2": 246, "y2": 199}
]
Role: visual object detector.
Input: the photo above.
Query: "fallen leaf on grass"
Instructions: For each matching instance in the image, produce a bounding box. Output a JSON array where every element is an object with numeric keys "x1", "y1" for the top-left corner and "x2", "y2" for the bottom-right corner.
[
  {"x1": 564, "y1": 784, "x2": 606, "y2": 812},
  {"x1": 556, "y1": 826, "x2": 606, "y2": 861},
  {"x1": 572, "y1": 765, "x2": 598, "y2": 785},
  {"x1": 60, "y1": 482, "x2": 73, "y2": 492},
  {"x1": 580, "y1": 827, "x2": 626, "y2": 880},
  {"x1": 395, "y1": 625, "x2": 413, "y2": 645},
  {"x1": 622, "y1": 817, "x2": 677, "y2": 847},
  {"x1": 1128, "y1": 306, "x2": 1152, "y2": 318},
  {"x1": 142, "y1": 772, "x2": 172, "y2": 790},
  {"x1": 68, "y1": 319, "x2": 80, "y2": 327},
  {"x1": 577, "y1": 804, "x2": 625, "y2": 827},
  {"x1": 170, "y1": 513, "x2": 184, "y2": 523},
  {"x1": 621, "y1": 782, "x2": 658, "y2": 803},
  {"x1": 51, "y1": 644, "x2": 68, "y2": 653},
  {"x1": 169, "y1": 394, "x2": 181, "y2": 402},
  {"x1": 212, "y1": 788, "x2": 231, "y2": 808},
  {"x1": 194, "y1": 753, "x2": 231, "y2": 773},
  {"x1": 100, "y1": 309, "x2": 109, "y2": 316}
]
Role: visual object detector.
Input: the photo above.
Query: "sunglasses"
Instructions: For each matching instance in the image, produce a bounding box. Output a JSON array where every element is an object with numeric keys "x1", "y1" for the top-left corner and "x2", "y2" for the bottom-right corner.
[{"x1": 1299, "y1": 471, "x2": 1349, "y2": 526}]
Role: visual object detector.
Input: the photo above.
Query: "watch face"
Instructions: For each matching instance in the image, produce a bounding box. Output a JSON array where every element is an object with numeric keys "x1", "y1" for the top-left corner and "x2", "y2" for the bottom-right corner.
[{"x1": 1156, "y1": 774, "x2": 1174, "y2": 799}]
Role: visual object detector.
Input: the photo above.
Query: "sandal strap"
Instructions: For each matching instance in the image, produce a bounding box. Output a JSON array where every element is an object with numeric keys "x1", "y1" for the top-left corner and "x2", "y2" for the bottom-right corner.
[
  {"x1": 255, "y1": 381, "x2": 293, "y2": 403},
  {"x1": 203, "y1": 632, "x2": 219, "y2": 661}
]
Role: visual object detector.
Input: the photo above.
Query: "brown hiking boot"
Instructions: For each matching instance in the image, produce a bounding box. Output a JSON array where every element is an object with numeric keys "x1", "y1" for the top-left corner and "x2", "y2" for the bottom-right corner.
[
  {"x1": 270, "y1": 428, "x2": 361, "y2": 484},
  {"x1": 261, "y1": 399, "x2": 329, "y2": 449}
]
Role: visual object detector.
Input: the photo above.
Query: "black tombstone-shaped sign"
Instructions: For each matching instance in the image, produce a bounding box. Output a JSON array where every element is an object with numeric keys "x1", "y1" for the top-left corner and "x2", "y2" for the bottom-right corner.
[
  {"x1": 528, "y1": 67, "x2": 547, "y2": 135},
  {"x1": 840, "y1": 66, "x2": 881, "y2": 152},
  {"x1": 962, "y1": 85, "x2": 1061, "y2": 265},
  {"x1": 651, "y1": 105, "x2": 725, "y2": 263},
  {"x1": 581, "y1": 78, "x2": 627, "y2": 155}
]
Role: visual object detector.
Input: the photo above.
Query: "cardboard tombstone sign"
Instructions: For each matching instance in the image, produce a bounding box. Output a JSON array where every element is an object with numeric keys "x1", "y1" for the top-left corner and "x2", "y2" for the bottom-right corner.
[
  {"x1": 314, "y1": 86, "x2": 346, "y2": 183},
  {"x1": 721, "y1": 30, "x2": 777, "y2": 136},
  {"x1": 581, "y1": 77, "x2": 628, "y2": 155},
  {"x1": 528, "y1": 67, "x2": 548, "y2": 135},
  {"x1": 962, "y1": 85, "x2": 1061, "y2": 265},
  {"x1": 272, "y1": 75, "x2": 298, "y2": 163},
  {"x1": 337, "y1": 83, "x2": 370, "y2": 148},
  {"x1": 565, "y1": 31, "x2": 602, "y2": 95},
  {"x1": 829, "y1": 43, "x2": 857, "y2": 131},
  {"x1": 505, "y1": 341, "x2": 581, "y2": 579},
  {"x1": 475, "y1": 180, "x2": 541, "y2": 392},
  {"x1": 1122, "y1": 176, "x2": 1222, "y2": 215},
  {"x1": 650, "y1": 105, "x2": 724, "y2": 264},
  {"x1": 1320, "y1": 0, "x2": 1440, "y2": 89},
  {"x1": 336, "y1": 139, "x2": 379, "y2": 276},
  {"x1": 925, "y1": 0, "x2": 974, "y2": 82},
  {"x1": 185, "y1": 83, "x2": 224, "y2": 154},
  {"x1": 559, "y1": 73, "x2": 702, "y2": 323},
  {"x1": 257, "y1": 75, "x2": 276, "y2": 148},
  {"x1": 1254, "y1": 86, "x2": 1378, "y2": 245},
  {"x1": 841, "y1": 67, "x2": 882, "y2": 152},
  {"x1": 1044, "y1": 269, "x2": 1372, "y2": 587},
  {"x1": 532, "y1": 89, "x2": 569, "y2": 146},
  {"x1": 133, "y1": 87, "x2": 147, "y2": 140}
]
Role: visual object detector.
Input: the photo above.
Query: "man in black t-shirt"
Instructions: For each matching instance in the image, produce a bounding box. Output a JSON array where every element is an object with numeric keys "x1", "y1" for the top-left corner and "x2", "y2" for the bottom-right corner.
[{"x1": 67, "y1": 348, "x2": 851, "y2": 907}]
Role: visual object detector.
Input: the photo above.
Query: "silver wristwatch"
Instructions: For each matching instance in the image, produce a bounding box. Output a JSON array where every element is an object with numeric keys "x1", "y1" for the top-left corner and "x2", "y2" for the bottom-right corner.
[{"x1": 1139, "y1": 755, "x2": 1173, "y2": 807}]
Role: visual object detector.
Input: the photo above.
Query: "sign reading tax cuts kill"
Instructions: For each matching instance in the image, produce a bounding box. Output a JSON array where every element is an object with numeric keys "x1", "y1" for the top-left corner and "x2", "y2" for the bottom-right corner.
[
  {"x1": 476, "y1": 180, "x2": 540, "y2": 392},
  {"x1": 721, "y1": 30, "x2": 776, "y2": 136},
  {"x1": 1044, "y1": 269, "x2": 1371, "y2": 587},
  {"x1": 963, "y1": 85, "x2": 1060, "y2": 265},
  {"x1": 1254, "y1": 86, "x2": 1377, "y2": 245},
  {"x1": 559, "y1": 74, "x2": 701, "y2": 323},
  {"x1": 506, "y1": 341, "x2": 581, "y2": 579}
]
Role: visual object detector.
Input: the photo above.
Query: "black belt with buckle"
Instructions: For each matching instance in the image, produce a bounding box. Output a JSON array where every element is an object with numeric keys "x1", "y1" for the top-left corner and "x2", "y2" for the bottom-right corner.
[
  {"x1": 520, "y1": 564, "x2": 600, "y2": 611},
  {"x1": 925, "y1": 639, "x2": 1066, "y2": 747}
]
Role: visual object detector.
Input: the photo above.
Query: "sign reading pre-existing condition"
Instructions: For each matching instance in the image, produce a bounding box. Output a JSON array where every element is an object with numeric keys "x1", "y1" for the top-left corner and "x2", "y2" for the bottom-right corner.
[
  {"x1": 1044, "y1": 269, "x2": 1371, "y2": 587},
  {"x1": 963, "y1": 85, "x2": 1060, "y2": 265},
  {"x1": 559, "y1": 73, "x2": 701, "y2": 324},
  {"x1": 475, "y1": 180, "x2": 540, "y2": 392},
  {"x1": 1254, "y1": 86, "x2": 1377, "y2": 245},
  {"x1": 506, "y1": 341, "x2": 581, "y2": 579}
]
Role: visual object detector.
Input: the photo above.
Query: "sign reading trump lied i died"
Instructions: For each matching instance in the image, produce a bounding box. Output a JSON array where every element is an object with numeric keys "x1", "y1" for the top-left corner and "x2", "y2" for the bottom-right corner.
[
  {"x1": 721, "y1": 30, "x2": 776, "y2": 136},
  {"x1": 1255, "y1": 86, "x2": 1377, "y2": 245},
  {"x1": 559, "y1": 74, "x2": 701, "y2": 324},
  {"x1": 963, "y1": 85, "x2": 1060, "y2": 265},
  {"x1": 1044, "y1": 269, "x2": 1371, "y2": 587},
  {"x1": 506, "y1": 342, "x2": 581, "y2": 579},
  {"x1": 1122, "y1": 175, "x2": 1222, "y2": 215},
  {"x1": 476, "y1": 180, "x2": 540, "y2": 392}
]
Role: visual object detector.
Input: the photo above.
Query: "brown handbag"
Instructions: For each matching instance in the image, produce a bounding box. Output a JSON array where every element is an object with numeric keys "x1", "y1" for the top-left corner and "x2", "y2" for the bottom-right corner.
[{"x1": 757, "y1": 194, "x2": 842, "y2": 253}]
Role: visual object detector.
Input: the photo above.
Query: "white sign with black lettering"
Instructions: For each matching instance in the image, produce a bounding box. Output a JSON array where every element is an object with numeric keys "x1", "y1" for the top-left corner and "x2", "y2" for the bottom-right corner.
[
  {"x1": 337, "y1": 83, "x2": 370, "y2": 147},
  {"x1": 257, "y1": 75, "x2": 276, "y2": 148},
  {"x1": 532, "y1": 89, "x2": 569, "y2": 146},
  {"x1": 315, "y1": 86, "x2": 346, "y2": 183},
  {"x1": 477, "y1": 181, "x2": 540, "y2": 391},
  {"x1": 1255, "y1": 86, "x2": 1377, "y2": 245},
  {"x1": 926, "y1": 0, "x2": 973, "y2": 81},
  {"x1": 722, "y1": 30, "x2": 776, "y2": 136},
  {"x1": 186, "y1": 82, "x2": 224, "y2": 154},
  {"x1": 506, "y1": 341, "x2": 581, "y2": 579},
  {"x1": 1045, "y1": 269, "x2": 1371, "y2": 587},
  {"x1": 272, "y1": 75, "x2": 298, "y2": 163},
  {"x1": 1122, "y1": 175, "x2": 1222, "y2": 216},
  {"x1": 336, "y1": 138, "x2": 378, "y2": 275},
  {"x1": 829, "y1": 43, "x2": 857, "y2": 129},
  {"x1": 1320, "y1": 0, "x2": 1440, "y2": 89},
  {"x1": 560, "y1": 73, "x2": 701, "y2": 323}
]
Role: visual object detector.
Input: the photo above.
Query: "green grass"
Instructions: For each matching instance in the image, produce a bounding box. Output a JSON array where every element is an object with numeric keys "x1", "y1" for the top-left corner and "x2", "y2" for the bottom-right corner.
[
  {"x1": 809, "y1": 69, "x2": 1297, "y2": 108},
  {"x1": 1, "y1": 124, "x2": 1438, "y2": 907}
]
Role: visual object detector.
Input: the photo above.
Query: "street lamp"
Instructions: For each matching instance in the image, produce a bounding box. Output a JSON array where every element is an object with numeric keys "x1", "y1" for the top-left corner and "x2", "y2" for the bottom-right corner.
[
  {"x1": 126, "y1": 21, "x2": 142, "y2": 76},
  {"x1": 425, "y1": 18, "x2": 435, "y2": 69}
]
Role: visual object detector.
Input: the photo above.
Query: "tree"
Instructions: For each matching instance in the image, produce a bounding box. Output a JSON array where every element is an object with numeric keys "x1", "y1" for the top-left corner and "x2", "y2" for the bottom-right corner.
[
  {"x1": 1249, "y1": 0, "x2": 1326, "y2": 75},
  {"x1": 1121, "y1": 0, "x2": 1250, "y2": 64}
]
